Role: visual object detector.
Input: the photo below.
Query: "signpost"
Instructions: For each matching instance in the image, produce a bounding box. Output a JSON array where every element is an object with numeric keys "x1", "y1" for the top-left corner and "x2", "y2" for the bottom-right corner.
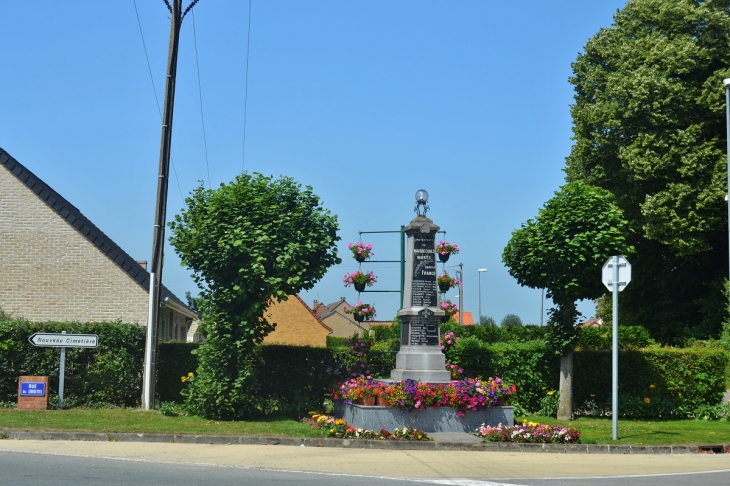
[
  {"x1": 28, "y1": 331, "x2": 99, "y2": 409},
  {"x1": 601, "y1": 256, "x2": 632, "y2": 441}
]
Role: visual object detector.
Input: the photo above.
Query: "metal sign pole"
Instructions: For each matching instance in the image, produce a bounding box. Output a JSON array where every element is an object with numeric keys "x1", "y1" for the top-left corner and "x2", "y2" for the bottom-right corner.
[
  {"x1": 59, "y1": 330, "x2": 66, "y2": 410},
  {"x1": 602, "y1": 255, "x2": 632, "y2": 441},
  {"x1": 27, "y1": 330, "x2": 99, "y2": 410},
  {"x1": 612, "y1": 257, "x2": 619, "y2": 440}
]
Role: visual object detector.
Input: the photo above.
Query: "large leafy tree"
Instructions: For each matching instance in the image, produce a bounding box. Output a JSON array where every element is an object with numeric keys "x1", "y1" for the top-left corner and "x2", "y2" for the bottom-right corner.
[
  {"x1": 566, "y1": 0, "x2": 730, "y2": 342},
  {"x1": 169, "y1": 173, "x2": 340, "y2": 419},
  {"x1": 503, "y1": 181, "x2": 632, "y2": 418}
]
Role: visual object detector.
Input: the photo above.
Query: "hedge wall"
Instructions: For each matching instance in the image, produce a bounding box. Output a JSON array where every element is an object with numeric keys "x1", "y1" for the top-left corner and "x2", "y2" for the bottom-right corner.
[
  {"x1": 573, "y1": 348, "x2": 728, "y2": 412},
  {"x1": 441, "y1": 322, "x2": 549, "y2": 344},
  {"x1": 157, "y1": 342, "x2": 198, "y2": 403},
  {"x1": 577, "y1": 326, "x2": 656, "y2": 350},
  {"x1": 155, "y1": 342, "x2": 397, "y2": 413},
  {"x1": 447, "y1": 337, "x2": 560, "y2": 412},
  {"x1": 4, "y1": 319, "x2": 724, "y2": 416},
  {"x1": 447, "y1": 337, "x2": 728, "y2": 414},
  {"x1": 0, "y1": 320, "x2": 145, "y2": 407}
]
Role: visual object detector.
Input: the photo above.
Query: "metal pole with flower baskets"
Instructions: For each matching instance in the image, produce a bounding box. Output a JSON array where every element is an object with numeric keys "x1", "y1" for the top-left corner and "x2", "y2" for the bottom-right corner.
[{"x1": 343, "y1": 242, "x2": 377, "y2": 323}]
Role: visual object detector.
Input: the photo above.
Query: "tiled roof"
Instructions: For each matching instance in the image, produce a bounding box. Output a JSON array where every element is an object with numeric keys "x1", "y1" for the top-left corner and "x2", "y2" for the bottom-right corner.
[
  {"x1": 292, "y1": 294, "x2": 333, "y2": 333},
  {"x1": 459, "y1": 311, "x2": 474, "y2": 325},
  {"x1": 317, "y1": 298, "x2": 349, "y2": 320},
  {"x1": 0, "y1": 146, "x2": 196, "y2": 317}
]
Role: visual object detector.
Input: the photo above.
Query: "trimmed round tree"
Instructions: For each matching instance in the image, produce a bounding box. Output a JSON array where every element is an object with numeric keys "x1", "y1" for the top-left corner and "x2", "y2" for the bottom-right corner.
[
  {"x1": 502, "y1": 181, "x2": 632, "y2": 419},
  {"x1": 169, "y1": 173, "x2": 340, "y2": 419}
]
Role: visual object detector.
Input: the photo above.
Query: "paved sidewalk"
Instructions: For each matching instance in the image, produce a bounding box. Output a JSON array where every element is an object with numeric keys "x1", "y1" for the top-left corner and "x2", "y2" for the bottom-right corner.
[
  {"x1": 2, "y1": 429, "x2": 727, "y2": 454},
  {"x1": 1, "y1": 438, "x2": 730, "y2": 479}
]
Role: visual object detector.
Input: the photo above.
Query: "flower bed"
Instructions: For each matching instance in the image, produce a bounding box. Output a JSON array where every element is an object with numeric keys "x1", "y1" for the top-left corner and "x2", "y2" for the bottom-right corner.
[
  {"x1": 474, "y1": 420, "x2": 581, "y2": 444},
  {"x1": 332, "y1": 377, "x2": 516, "y2": 416},
  {"x1": 303, "y1": 413, "x2": 431, "y2": 440}
]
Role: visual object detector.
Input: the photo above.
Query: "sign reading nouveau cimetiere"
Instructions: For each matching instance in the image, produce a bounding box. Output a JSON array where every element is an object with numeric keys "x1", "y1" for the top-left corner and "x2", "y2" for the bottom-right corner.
[{"x1": 28, "y1": 333, "x2": 99, "y2": 348}]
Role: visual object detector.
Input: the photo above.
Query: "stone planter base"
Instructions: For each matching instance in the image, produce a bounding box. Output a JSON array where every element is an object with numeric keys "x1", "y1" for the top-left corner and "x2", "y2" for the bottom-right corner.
[{"x1": 334, "y1": 402, "x2": 514, "y2": 433}]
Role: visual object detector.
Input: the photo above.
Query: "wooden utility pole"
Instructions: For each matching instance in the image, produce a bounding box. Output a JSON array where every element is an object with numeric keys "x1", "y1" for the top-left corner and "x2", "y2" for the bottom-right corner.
[{"x1": 143, "y1": 0, "x2": 194, "y2": 410}]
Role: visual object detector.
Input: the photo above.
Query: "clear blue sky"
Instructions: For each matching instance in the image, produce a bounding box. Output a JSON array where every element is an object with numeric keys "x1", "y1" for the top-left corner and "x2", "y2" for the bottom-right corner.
[{"x1": 1, "y1": 1, "x2": 628, "y2": 325}]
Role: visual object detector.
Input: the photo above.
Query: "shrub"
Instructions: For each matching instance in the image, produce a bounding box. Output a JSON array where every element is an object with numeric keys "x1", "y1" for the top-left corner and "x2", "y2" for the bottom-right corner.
[
  {"x1": 326, "y1": 336, "x2": 347, "y2": 348},
  {"x1": 573, "y1": 348, "x2": 728, "y2": 414},
  {"x1": 441, "y1": 322, "x2": 549, "y2": 344},
  {"x1": 370, "y1": 322, "x2": 400, "y2": 342},
  {"x1": 577, "y1": 325, "x2": 656, "y2": 350},
  {"x1": 0, "y1": 320, "x2": 145, "y2": 407},
  {"x1": 257, "y1": 345, "x2": 345, "y2": 416},
  {"x1": 157, "y1": 342, "x2": 199, "y2": 403},
  {"x1": 447, "y1": 338, "x2": 559, "y2": 413}
]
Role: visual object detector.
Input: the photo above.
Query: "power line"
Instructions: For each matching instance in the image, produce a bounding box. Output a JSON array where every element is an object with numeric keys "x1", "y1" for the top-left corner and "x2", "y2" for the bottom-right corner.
[
  {"x1": 132, "y1": 0, "x2": 185, "y2": 203},
  {"x1": 191, "y1": 9, "x2": 212, "y2": 189},
  {"x1": 242, "y1": 0, "x2": 252, "y2": 173}
]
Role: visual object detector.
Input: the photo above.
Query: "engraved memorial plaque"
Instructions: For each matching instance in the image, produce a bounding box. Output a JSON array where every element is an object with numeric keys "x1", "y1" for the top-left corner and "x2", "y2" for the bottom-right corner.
[
  {"x1": 408, "y1": 319, "x2": 439, "y2": 346},
  {"x1": 411, "y1": 234, "x2": 437, "y2": 307}
]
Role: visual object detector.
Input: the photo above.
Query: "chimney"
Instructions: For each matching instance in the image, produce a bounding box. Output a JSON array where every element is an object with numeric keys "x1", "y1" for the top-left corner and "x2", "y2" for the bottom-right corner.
[{"x1": 136, "y1": 260, "x2": 148, "y2": 271}]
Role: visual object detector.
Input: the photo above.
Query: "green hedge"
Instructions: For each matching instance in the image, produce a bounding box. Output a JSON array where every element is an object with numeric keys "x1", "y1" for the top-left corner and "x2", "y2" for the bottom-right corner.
[
  {"x1": 7, "y1": 319, "x2": 720, "y2": 417},
  {"x1": 448, "y1": 337, "x2": 559, "y2": 412},
  {"x1": 577, "y1": 326, "x2": 656, "y2": 350},
  {"x1": 157, "y1": 342, "x2": 199, "y2": 403},
  {"x1": 156, "y1": 343, "x2": 396, "y2": 412},
  {"x1": 325, "y1": 336, "x2": 346, "y2": 348},
  {"x1": 0, "y1": 320, "x2": 145, "y2": 407},
  {"x1": 370, "y1": 322, "x2": 401, "y2": 342},
  {"x1": 574, "y1": 348, "x2": 728, "y2": 412},
  {"x1": 258, "y1": 345, "x2": 345, "y2": 415},
  {"x1": 441, "y1": 322, "x2": 549, "y2": 343},
  {"x1": 448, "y1": 337, "x2": 728, "y2": 414}
]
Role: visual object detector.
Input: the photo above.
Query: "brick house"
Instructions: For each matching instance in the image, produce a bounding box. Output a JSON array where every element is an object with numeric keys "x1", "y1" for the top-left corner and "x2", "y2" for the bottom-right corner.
[
  {"x1": 262, "y1": 295, "x2": 332, "y2": 347},
  {"x1": 0, "y1": 147, "x2": 197, "y2": 339},
  {"x1": 313, "y1": 297, "x2": 373, "y2": 337}
]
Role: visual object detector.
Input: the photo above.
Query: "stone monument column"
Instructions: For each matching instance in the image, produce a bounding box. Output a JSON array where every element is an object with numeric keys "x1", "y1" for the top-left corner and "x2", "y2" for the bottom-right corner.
[{"x1": 390, "y1": 191, "x2": 451, "y2": 383}]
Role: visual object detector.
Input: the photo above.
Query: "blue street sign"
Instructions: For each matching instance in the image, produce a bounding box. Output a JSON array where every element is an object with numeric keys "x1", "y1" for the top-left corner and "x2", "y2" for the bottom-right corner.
[{"x1": 20, "y1": 382, "x2": 46, "y2": 397}]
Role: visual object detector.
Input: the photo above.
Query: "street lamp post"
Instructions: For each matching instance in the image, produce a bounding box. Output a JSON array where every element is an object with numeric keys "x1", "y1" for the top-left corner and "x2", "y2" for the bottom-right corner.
[
  {"x1": 456, "y1": 263, "x2": 463, "y2": 325},
  {"x1": 478, "y1": 269, "x2": 487, "y2": 322}
]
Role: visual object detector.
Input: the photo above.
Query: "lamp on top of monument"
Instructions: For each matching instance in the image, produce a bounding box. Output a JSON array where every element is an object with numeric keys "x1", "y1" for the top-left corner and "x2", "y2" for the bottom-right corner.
[{"x1": 414, "y1": 189, "x2": 429, "y2": 216}]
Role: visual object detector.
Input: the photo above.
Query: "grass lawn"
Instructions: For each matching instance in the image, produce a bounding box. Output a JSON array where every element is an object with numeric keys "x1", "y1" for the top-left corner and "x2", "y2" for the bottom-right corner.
[
  {"x1": 2, "y1": 408, "x2": 729, "y2": 445},
  {"x1": 519, "y1": 415, "x2": 730, "y2": 446},
  {"x1": 0, "y1": 408, "x2": 322, "y2": 438}
]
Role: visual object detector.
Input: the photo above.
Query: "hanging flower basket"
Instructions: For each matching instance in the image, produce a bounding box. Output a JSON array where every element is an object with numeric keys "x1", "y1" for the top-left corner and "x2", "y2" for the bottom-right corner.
[
  {"x1": 435, "y1": 240, "x2": 460, "y2": 263},
  {"x1": 437, "y1": 270, "x2": 460, "y2": 292},
  {"x1": 343, "y1": 270, "x2": 377, "y2": 290},
  {"x1": 348, "y1": 242, "x2": 374, "y2": 263},
  {"x1": 439, "y1": 300, "x2": 458, "y2": 323},
  {"x1": 345, "y1": 301, "x2": 376, "y2": 322}
]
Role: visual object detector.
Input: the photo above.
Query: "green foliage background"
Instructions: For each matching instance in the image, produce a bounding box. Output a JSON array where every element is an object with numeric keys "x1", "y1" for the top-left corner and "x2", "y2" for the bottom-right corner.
[
  {"x1": 565, "y1": 0, "x2": 730, "y2": 342},
  {"x1": 573, "y1": 348, "x2": 728, "y2": 412}
]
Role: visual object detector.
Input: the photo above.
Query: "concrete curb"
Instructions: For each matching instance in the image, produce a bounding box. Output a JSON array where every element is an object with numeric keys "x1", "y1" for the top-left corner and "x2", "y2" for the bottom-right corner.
[{"x1": 1, "y1": 430, "x2": 728, "y2": 454}]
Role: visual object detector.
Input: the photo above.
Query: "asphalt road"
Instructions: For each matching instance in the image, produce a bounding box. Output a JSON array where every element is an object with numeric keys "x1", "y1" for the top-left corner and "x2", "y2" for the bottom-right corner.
[
  {"x1": 1, "y1": 441, "x2": 730, "y2": 486},
  {"x1": 2, "y1": 449, "x2": 730, "y2": 486}
]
